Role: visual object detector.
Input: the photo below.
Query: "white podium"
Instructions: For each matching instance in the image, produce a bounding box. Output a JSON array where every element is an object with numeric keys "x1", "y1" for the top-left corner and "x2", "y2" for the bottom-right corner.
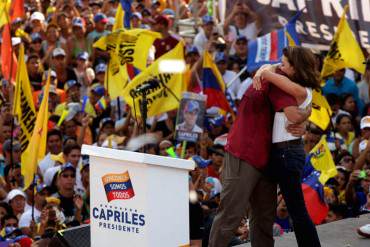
[{"x1": 81, "y1": 145, "x2": 195, "y2": 247}]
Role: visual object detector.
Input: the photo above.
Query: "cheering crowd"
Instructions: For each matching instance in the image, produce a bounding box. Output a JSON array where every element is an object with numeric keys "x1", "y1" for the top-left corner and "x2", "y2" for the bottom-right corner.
[{"x1": 0, "y1": 0, "x2": 369, "y2": 246}]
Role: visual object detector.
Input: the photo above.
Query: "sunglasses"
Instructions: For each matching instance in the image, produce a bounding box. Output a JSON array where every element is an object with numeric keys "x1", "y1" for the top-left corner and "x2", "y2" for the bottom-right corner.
[{"x1": 62, "y1": 173, "x2": 76, "y2": 178}]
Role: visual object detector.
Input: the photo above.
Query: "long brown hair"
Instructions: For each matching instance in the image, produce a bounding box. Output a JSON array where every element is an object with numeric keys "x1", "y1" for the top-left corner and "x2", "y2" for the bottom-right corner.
[{"x1": 282, "y1": 46, "x2": 321, "y2": 89}]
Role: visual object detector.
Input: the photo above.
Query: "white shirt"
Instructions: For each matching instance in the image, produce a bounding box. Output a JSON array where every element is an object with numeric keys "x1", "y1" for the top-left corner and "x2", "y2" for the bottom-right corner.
[
  {"x1": 272, "y1": 88, "x2": 312, "y2": 143},
  {"x1": 19, "y1": 208, "x2": 41, "y2": 228},
  {"x1": 193, "y1": 29, "x2": 209, "y2": 55},
  {"x1": 237, "y1": 77, "x2": 253, "y2": 100},
  {"x1": 228, "y1": 23, "x2": 259, "y2": 55},
  {"x1": 357, "y1": 80, "x2": 369, "y2": 104},
  {"x1": 38, "y1": 153, "x2": 55, "y2": 178}
]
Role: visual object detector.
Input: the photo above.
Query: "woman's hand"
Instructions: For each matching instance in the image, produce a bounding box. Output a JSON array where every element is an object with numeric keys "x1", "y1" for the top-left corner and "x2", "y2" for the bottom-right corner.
[{"x1": 253, "y1": 64, "x2": 275, "y2": 90}]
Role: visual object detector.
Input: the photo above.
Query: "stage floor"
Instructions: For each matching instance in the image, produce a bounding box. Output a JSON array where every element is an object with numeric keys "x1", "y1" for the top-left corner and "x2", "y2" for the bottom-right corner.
[{"x1": 241, "y1": 214, "x2": 370, "y2": 247}]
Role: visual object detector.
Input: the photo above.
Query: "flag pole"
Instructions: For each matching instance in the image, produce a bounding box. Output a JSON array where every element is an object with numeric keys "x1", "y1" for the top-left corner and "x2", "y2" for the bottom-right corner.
[
  {"x1": 181, "y1": 141, "x2": 187, "y2": 159},
  {"x1": 31, "y1": 175, "x2": 36, "y2": 221},
  {"x1": 225, "y1": 64, "x2": 248, "y2": 89}
]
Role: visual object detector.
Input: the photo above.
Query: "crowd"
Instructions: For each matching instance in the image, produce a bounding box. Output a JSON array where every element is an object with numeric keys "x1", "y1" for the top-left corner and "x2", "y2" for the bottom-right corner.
[{"x1": 0, "y1": 0, "x2": 369, "y2": 246}]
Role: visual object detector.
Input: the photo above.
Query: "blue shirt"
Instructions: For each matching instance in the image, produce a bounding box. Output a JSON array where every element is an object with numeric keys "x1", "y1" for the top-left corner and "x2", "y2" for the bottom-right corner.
[{"x1": 323, "y1": 76, "x2": 364, "y2": 114}]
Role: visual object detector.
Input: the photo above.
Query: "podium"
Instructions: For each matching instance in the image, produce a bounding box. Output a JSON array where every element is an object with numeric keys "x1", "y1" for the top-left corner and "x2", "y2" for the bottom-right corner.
[{"x1": 81, "y1": 145, "x2": 195, "y2": 247}]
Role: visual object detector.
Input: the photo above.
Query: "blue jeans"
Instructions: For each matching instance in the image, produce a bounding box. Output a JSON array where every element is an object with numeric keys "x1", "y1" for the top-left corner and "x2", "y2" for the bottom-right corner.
[{"x1": 271, "y1": 144, "x2": 321, "y2": 247}]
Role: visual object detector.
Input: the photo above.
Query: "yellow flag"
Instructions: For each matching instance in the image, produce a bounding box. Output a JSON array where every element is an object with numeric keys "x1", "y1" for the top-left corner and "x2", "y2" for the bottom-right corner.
[
  {"x1": 0, "y1": 0, "x2": 10, "y2": 28},
  {"x1": 22, "y1": 71, "x2": 51, "y2": 189},
  {"x1": 321, "y1": 5, "x2": 365, "y2": 77},
  {"x1": 93, "y1": 29, "x2": 161, "y2": 71},
  {"x1": 309, "y1": 106, "x2": 331, "y2": 131},
  {"x1": 113, "y1": 4, "x2": 124, "y2": 31},
  {"x1": 312, "y1": 89, "x2": 332, "y2": 116},
  {"x1": 122, "y1": 42, "x2": 185, "y2": 117},
  {"x1": 13, "y1": 44, "x2": 37, "y2": 153},
  {"x1": 309, "y1": 135, "x2": 337, "y2": 184}
]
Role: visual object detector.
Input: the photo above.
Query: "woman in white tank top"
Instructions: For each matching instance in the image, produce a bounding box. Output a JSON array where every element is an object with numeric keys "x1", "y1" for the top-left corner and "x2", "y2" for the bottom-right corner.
[{"x1": 254, "y1": 46, "x2": 322, "y2": 247}]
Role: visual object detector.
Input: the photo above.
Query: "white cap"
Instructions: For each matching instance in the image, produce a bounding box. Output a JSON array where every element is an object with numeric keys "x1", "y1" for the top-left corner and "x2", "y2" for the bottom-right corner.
[
  {"x1": 214, "y1": 133, "x2": 228, "y2": 146},
  {"x1": 30, "y1": 12, "x2": 45, "y2": 22},
  {"x1": 44, "y1": 166, "x2": 61, "y2": 186},
  {"x1": 11, "y1": 37, "x2": 21, "y2": 46},
  {"x1": 107, "y1": 17, "x2": 115, "y2": 26},
  {"x1": 6, "y1": 189, "x2": 26, "y2": 203},
  {"x1": 132, "y1": 12, "x2": 142, "y2": 20},
  {"x1": 359, "y1": 140, "x2": 368, "y2": 153},
  {"x1": 360, "y1": 116, "x2": 370, "y2": 129},
  {"x1": 52, "y1": 48, "x2": 66, "y2": 57}
]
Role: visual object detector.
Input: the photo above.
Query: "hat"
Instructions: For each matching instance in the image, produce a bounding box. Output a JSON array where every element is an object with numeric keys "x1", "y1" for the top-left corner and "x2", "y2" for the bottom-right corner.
[
  {"x1": 43, "y1": 70, "x2": 57, "y2": 80},
  {"x1": 2, "y1": 139, "x2": 21, "y2": 153},
  {"x1": 214, "y1": 133, "x2": 228, "y2": 146},
  {"x1": 93, "y1": 13, "x2": 108, "y2": 23},
  {"x1": 11, "y1": 37, "x2": 21, "y2": 46},
  {"x1": 36, "y1": 183, "x2": 48, "y2": 193},
  {"x1": 107, "y1": 17, "x2": 115, "y2": 26},
  {"x1": 202, "y1": 15, "x2": 214, "y2": 25},
  {"x1": 77, "y1": 51, "x2": 89, "y2": 61},
  {"x1": 44, "y1": 166, "x2": 60, "y2": 186},
  {"x1": 215, "y1": 52, "x2": 227, "y2": 63},
  {"x1": 192, "y1": 155, "x2": 211, "y2": 169},
  {"x1": 90, "y1": 83, "x2": 105, "y2": 96},
  {"x1": 59, "y1": 162, "x2": 76, "y2": 175},
  {"x1": 65, "y1": 102, "x2": 82, "y2": 121},
  {"x1": 209, "y1": 115, "x2": 225, "y2": 127},
  {"x1": 30, "y1": 12, "x2": 45, "y2": 22},
  {"x1": 153, "y1": 15, "x2": 169, "y2": 26},
  {"x1": 162, "y1": 8, "x2": 175, "y2": 17},
  {"x1": 95, "y1": 63, "x2": 107, "y2": 74},
  {"x1": 31, "y1": 32, "x2": 42, "y2": 43},
  {"x1": 100, "y1": 117, "x2": 115, "y2": 128},
  {"x1": 6, "y1": 189, "x2": 26, "y2": 203},
  {"x1": 236, "y1": 35, "x2": 248, "y2": 42},
  {"x1": 186, "y1": 46, "x2": 199, "y2": 55},
  {"x1": 360, "y1": 116, "x2": 370, "y2": 129},
  {"x1": 72, "y1": 17, "x2": 85, "y2": 28},
  {"x1": 131, "y1": 12, "x2": 142, "y2": 20},
  {"x1": 184, "y1": 100, "x2": 200, "y2": 113},
  {"x1": 64, "y1": 79, "x2": 81, "y2": 91},
  {"x1": 52, "y1": 48, "x2": 66, "y2": 58}
]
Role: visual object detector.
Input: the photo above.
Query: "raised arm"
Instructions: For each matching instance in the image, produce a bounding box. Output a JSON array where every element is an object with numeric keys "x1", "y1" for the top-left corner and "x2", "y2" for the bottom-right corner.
[{"x1": 261, "y1": 70, "x2": 307, "y2": 105}]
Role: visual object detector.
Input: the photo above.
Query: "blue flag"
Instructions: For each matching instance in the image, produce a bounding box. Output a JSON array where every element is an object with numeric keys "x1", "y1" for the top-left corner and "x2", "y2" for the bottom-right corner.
[{"x1": 120, "y1": 0, "x2": 133, "y2": 29}]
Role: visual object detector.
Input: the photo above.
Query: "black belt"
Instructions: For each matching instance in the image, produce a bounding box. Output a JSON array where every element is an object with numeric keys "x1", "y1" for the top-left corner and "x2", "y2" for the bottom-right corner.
[{"x1": 273, "y1": 139, "x2": 303, "y2": 149}]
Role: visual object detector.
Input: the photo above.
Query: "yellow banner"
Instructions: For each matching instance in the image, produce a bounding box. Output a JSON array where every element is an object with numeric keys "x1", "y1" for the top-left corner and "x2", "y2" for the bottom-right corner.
[
  {"x1": 122, "y1": 42, "x2": 185, "y2": 117},
  {"x1": 22, "y1": 70, "x2": 51, "y2": 189},
  {"x1": 0, "y1": 0, "x2": 10, "y2": 28},
  {"x1": 13, "y1": 44, "x2": 36, "y2": 153}
]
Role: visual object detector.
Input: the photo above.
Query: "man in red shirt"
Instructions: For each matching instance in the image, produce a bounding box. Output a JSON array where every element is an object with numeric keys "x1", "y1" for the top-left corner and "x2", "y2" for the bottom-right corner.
[{"x1": 209, "y1": 81, "x2": 308, "y2": 247}]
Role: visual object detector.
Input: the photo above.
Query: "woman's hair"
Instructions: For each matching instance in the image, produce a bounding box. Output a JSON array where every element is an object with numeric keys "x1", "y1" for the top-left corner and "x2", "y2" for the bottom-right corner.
[
  {"x1": 335, "y1": 113, "x2": 352, "y2": 126},
  {"x1": 340, "y1": 93, "x2": 355, "y2": 108},
  {"x1": 282, "y1": 46, "x2": 321, "y2": 89}
]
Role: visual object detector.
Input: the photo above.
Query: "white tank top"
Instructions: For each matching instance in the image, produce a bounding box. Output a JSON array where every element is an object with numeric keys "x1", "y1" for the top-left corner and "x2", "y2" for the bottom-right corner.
[{"x1": 272, "y1": 88, "x2": 312, "y2": 143}]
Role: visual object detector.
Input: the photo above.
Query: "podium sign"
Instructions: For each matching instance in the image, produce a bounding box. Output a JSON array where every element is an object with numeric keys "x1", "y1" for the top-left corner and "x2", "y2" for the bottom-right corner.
[{"x1": 81, "y1": 145, "x2": 194, "y2": 247}]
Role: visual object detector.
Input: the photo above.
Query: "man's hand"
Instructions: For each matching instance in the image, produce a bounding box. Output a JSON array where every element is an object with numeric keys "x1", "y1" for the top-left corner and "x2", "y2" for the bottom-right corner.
[{"x1": 286, "y1": 122, "x2": 306, "y2": 137}]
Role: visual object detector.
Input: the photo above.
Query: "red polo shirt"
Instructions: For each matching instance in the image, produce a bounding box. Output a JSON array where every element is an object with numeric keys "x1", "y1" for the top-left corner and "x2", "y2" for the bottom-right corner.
[{"x1": 225, "y1": 82, "x2": 296, "y2": 169}]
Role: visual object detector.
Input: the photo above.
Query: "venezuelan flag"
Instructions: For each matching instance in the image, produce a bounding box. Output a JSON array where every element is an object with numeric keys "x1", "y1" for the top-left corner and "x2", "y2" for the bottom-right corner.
[
  {"x1": 95, "y1": 97, "x2": 107, "y2": 111},
  {"x1": 202, "y1": 51, "x2": 232, "y2": 114},
  {"x1": 120, "y1": 0, "x2": 133, "y2": 29},
  {"x1": 102, "y1": 171, "x2": 135, "y2": 202}
]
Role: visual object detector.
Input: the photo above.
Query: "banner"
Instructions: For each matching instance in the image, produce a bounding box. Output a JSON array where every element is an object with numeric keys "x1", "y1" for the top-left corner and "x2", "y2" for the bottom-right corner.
[
  {"x1": 122, "y1": 42, "x2": 185, "y2": 117},
  {"x1": 13, "y1": 44, "x2": 36, "y2": 153},
  {"x1": 227, "y1": 1, "x2": 370, "y2": 50}
]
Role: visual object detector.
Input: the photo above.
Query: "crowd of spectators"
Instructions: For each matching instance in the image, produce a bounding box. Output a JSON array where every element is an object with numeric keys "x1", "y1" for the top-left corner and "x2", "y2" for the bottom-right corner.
[{"x1": 0, "y1": 0, "x2": 369, "y2": 246}]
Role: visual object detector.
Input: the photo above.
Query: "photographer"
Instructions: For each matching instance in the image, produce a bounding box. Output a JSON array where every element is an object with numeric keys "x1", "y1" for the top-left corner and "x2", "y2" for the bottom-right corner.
[{"x1": 345, "y1": 169, "x2": 370, "y2": 216}]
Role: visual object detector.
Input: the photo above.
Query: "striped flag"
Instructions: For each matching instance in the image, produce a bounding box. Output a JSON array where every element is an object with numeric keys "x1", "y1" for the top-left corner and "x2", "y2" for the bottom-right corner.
[{"x1": 247, "y1": 14, "x2": 300, "y2": 73}]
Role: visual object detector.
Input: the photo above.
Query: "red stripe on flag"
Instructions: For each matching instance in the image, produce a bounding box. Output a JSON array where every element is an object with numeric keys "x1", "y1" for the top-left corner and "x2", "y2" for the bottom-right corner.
[
  {"x1": 302, "y1": 184, "x2": 329, "y2": 225},
  {"x1": 270, "y1": 31, "x2": 278, "y2": 61},
  {"x1": 106, "y1": 188, "x2": 135, "y2": 202},
  {"x1": 1, "y1": 25, "x2": 18, "y2": 83},
  {"x1": 204, "y1": 88, "x2": 232, "y2": 113},
  {"x1": 10, "y1": 0, "x2": 25, "y2": 21}
]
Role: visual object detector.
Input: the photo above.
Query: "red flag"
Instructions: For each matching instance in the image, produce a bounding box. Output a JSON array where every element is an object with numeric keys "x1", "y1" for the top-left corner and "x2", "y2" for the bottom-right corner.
[
  {"x1": 1, "y1": 24, "x2": 18, "y2": 82},
  {"x1": 9, "y1": 0, "x2": 24, "y2": 21}
]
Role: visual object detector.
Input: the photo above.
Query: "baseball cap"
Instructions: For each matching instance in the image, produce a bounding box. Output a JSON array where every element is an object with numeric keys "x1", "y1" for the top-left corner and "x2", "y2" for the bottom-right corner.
[
  {"x1": 90, "y1": 83, "x2": 105, "y2": 96},
  {"x1": 6, "y1": 189, "x2": 26, "y2": 203},
  {"x1": 154, "y1": 15, "x2": 169, "y2": 26},
  {"x1": 72, "y1": 17, "x2": 85, "y2": 28},
  {"x1": 31, "y1": 33, "x2": 42, "y2": 43},
  {"x1": 59, "y1": 162, "x2": 76, "y2": 175},
  {"x1": 52, "y1": 48, "x2": 66, "y2": 58},
  {"x1": 192, "y1": 155, "x2": 211, "y2": 169},
  {"x1": 202, "y1": 15, "x2": 214, "y2": 25},
  {"x1": 360, "y1": 116, "x2": 370, "y2": 129},
  {"x1": 94, "y1": 13, "x2": 108, "y2": 23},
  {"x1": 236, "y1": 35, "x2": 248, "y2": 42},
  {"x1": 95, "y1": 63, "x2": 107, "y2": 74},
  {"x1": 44, "y1": 166, "x2": 60, "y2": 186},
  {"x1": 77, "y1": 51, "x2": 89, "y2": 61},
  {"x1": 30, "y1": 12, "x2": 45, "y2": 22},
  {"x1": 186, "y1": 46, "x2": 199, "y2": 55},
  {"x1": 43, "y1": 70, "x2": 57, "y2": 80},
  {"x1": 64, "y1": 79, "x2": 81, "y2": 91},
  {"x1": 214, "y1": 133, "x2": 228, "y2": 146},
  {"x1": 100, "y1": 117, "x2": 115, "y2": 128},
  {"x1": 215, "y1": 52, "x2": 227, "y2": 63},
  {"x1": 162, "y1": 8, "x2": 175, "y2": 18},
  {"x1": 2, "y1": 139, "x2": 21, "y2": 153},
  {"x1": 65, "y1": 102, "x2": 82, "y2": 121},
  {"x1": 184, "y1": 100, "x2": 200, "y2": 113},
  {"x1": 131, "y1": 12, "x2": 142, "y2": 20}
]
